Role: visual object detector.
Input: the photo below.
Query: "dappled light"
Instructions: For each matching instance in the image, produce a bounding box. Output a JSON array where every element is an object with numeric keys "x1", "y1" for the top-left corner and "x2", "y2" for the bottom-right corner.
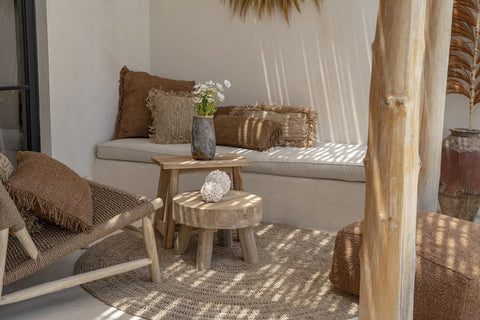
[{"x1": 76, "y1": 222, "x2": 360, "y2": 319}]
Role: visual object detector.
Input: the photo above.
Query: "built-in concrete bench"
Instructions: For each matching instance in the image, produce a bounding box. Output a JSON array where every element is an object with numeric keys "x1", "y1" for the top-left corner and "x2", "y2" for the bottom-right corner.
[{"x1": 93, "y1": 139, "x2": 367, "y2": 232}]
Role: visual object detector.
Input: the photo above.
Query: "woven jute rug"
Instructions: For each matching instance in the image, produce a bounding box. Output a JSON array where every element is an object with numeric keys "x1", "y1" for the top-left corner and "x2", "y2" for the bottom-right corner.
[{"x1": 74, "y1": 222, "x2": 359, "y2": 320}]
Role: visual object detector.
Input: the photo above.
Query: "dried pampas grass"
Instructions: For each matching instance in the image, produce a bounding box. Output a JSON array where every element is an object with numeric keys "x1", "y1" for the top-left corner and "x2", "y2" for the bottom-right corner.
[{"x1": 223, "y1": 0, "x2": 322, "y2": 23}]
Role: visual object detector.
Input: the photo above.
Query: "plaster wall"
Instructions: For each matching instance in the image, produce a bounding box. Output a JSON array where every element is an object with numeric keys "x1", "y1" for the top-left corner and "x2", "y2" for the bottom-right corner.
[
  {"x1": 44, "y1": 0, "x2": 150, "y2": 176},
  {"x1": 150, "y1": 0, "x2": 378, "y2": 145}
]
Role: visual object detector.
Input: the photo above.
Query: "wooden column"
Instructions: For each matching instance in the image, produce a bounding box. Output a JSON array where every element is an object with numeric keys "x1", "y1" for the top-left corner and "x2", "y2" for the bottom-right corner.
[
  {"x1": 417, "y1": 0, "x2": 454, "y2": 212},
  {"x1": 359, "y1": 1, "x2": 426, "y2": 319}
]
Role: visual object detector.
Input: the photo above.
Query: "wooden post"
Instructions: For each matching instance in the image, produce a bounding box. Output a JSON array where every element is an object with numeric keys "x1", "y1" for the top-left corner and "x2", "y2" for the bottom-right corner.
[
  {"x1": 359, "y1": 1, "x2": 426, "y2": 319},
  {"x1": 417, "y1": 0, "x2": 454, "y2": 212}
]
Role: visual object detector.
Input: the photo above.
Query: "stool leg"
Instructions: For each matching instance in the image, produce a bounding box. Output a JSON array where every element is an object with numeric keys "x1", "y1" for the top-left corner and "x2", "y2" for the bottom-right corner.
[
  {"x1": 218, "y1": 229, "x2": 233, "y2": 247},
  {"x1": 238, "y1": 227, "x2": 258, "y2": 264},
  {"x1": 196, "y1": 229, "x2": 214, "y2": 270},
  {"x1": 175, "y1": 224, "x2": 192, "y2": 255}
]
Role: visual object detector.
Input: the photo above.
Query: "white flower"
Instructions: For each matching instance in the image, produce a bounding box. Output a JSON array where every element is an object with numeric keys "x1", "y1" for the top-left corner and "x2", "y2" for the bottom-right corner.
[
  {"x1": 217, "y1": 92, "x2": 225, "y2": 102},
  {"x1": 224, "y1": 79, "x2": 231, "y2": 88},
  {"x1": 216, "y1": 83, "x2": 223, "y2": 90},
  {"x1": 193, "y1": 97, "x2": 202, "y2": 104}
]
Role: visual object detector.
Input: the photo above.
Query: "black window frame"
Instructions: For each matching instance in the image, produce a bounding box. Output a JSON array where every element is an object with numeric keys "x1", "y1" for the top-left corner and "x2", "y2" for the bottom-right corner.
[{"x1": 0, "y1": 0, "x2": 40, "y2": 152}]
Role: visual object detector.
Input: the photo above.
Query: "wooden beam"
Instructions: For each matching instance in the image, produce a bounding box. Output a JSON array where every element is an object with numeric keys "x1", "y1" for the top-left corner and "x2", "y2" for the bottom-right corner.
[
  {"x1": 359, "y1": 1, "x2": 426, "y2": 319},
  {"x1": 417, "y1": 0, "x2": 454, "y2": 212}
]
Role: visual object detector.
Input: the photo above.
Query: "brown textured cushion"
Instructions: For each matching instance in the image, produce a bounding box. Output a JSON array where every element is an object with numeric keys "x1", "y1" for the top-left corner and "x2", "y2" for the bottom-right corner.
[
  {"x1": 114, "y1": 66, "x2": 195, "y2": 139},
  {"x1": 330, "y1": 211, "x2": 480, "y2": 320},
  {"x1": 0, "y1": 152, "x2": 14, "y2": 184},
  {"x1": 215, "y1": 115, "x2": 281, "y2": 151},
  {"x1": 0, "y1": 183, "x2": 25, "y2": 233},
  {"x1": 230, "y1": 104, "x2": 318, "y2": 147},
  {"x1": 146, "y1": 88, "x2": 196, "y2": 144},
  {"x1": 5, "y1": 152, "x2": 93, "y2": 233}
]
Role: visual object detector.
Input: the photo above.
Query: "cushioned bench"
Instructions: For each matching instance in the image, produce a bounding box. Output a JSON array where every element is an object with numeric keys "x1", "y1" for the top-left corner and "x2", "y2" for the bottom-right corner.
[{"x1": 93, "y1": 139, "x2": 367, "y2": 232}]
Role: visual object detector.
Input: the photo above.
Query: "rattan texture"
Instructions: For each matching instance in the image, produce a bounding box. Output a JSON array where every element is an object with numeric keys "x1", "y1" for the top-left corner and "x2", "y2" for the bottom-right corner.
[
  {"x1": 75, "y1": 223, "x2": 359, "y2": 320},
  {"x1": 4, "y1": 180, "x2": 153, "y2": 285}
]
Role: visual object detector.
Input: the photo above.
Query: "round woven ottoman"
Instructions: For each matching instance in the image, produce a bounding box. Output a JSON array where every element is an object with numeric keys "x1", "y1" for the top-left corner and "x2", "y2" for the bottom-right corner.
[{"x1": 330, "y1": 211, "x2": 480, "y2": 320}]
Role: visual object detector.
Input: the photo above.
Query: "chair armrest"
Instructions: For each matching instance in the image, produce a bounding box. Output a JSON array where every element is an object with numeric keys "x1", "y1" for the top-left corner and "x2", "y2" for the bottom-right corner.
[{"x1": 150, "y1": 198, "x2": 163, "y2": 211}]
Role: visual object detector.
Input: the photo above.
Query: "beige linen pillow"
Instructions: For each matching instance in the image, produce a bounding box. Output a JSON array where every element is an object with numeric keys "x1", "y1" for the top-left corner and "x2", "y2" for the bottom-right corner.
[
  {"x1": 146, "y1": 88, "x2": 196, "y2": 144},
  {"x1": 230, "y1": 104, "x2": 318, "y2": 147},
  {"x1": 0, "y1": 152, "x2": 14, "y2": 184}
]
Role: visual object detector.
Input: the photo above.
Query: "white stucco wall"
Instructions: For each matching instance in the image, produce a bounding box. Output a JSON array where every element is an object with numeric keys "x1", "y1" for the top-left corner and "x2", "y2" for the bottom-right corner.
[
  {"x1": 44, "y1": 0, "x2": 150, "y2": 177},
  {"x1": 150, "y1": 0, "x2": 378, "y2": 145}
]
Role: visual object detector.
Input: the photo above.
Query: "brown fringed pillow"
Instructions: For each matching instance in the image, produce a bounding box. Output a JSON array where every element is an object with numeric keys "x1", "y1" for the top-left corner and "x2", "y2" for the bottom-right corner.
[
  {"x1": 114, "y1": 66, "x2": 195, "y2": 139},
  {"x1": 215, "y1": 115, "x2": 281, "y2": 151},
  {"x1": 5, "y1": 151, "x2": 93, "y2": 233},
  {"x1": 230, "y1": 104, "x2": 318, "y2": 147},
  {"x1": 146, "y1": 88, "x2": 196, "y2": 144}
]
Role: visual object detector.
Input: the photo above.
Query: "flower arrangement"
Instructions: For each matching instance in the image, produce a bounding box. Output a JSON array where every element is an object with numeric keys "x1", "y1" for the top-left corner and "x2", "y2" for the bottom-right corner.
[{"x1": 193, "y1": 79, "x2": 231, "y2": 116}]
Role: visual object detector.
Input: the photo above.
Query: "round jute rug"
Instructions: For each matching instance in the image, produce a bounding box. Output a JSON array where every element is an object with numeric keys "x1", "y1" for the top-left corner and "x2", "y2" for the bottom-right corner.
[{"x1": 74, "y1": 222, "x2": 358, "y2": 320}]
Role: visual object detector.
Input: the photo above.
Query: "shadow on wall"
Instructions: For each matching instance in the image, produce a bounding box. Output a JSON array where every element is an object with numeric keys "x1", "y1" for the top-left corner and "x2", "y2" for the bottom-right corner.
[{"x1": 149, "y1": 0, "x2": 378, "y2": 146}]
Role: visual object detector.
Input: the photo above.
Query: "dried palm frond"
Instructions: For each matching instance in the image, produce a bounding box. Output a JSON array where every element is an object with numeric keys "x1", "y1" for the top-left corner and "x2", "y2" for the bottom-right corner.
[
  {"x1": 447, "y1": 0, "x2": 480, "y2": 129},
  {"x1": 223, "y1": 0, "x2": 321, "y2": 23}
]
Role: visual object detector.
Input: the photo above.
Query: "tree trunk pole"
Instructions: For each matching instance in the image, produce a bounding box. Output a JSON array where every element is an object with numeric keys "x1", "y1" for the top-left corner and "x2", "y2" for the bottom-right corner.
[
  {"x1": 359, "y1": 1, "x2": 426, "y2": 319},
  {"x1": 417, "y1": 0, "x2": 454, "y2": 212}
]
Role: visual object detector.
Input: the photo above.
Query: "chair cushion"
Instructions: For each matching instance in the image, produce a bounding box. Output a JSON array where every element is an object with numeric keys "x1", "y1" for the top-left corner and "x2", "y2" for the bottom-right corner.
[
  {"x1": 229, "y1": 104, "x2": 318, "y2": 147},
  {"x1": 146, "y1": 88, "x2": 196, "y2": 144},
  {"x1": 96, "y1": 139, "x2": 366, "y2": 182},
  {"x1": 330, "y1": 211, "x2": 480, "y2": 320},
  {"x1": 5, "y1": 152, "x2": 93, "y2": 233},
  {"x1": 214, "y1": 115, "x2": 281, "y2": 151},
  {"x1": 114, "y1": 66, "x2": 195, "y2": 139}
]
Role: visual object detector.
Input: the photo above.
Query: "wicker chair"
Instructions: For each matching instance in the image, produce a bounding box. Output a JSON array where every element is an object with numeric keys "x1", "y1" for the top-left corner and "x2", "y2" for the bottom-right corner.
[{"x1": 0, "y1": 180, "x2": 162, "y2": 305}]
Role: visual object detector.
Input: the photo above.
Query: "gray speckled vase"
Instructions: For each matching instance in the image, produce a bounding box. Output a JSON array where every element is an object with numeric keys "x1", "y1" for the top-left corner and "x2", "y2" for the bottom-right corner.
[{"x1": 191, "y1": 115, "x2": 216, "y2": 160}]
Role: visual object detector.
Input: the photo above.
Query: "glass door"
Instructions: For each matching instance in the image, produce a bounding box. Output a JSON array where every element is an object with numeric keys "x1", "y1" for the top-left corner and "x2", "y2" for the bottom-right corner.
[{"x1": 0, "y1": 0, "x2": 40, "y2": 165}]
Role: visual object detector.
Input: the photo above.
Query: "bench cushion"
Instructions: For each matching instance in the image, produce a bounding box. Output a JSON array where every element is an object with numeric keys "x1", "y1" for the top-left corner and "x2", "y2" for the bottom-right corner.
[{"x1": 97, "y1": 139, "x2": 366, "y2": 182}]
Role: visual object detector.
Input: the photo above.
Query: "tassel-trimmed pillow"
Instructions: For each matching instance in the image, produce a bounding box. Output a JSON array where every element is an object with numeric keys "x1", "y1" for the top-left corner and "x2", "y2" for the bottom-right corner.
[{"x1": 5, "y1": 151, "x2": 93, "y2": 233}]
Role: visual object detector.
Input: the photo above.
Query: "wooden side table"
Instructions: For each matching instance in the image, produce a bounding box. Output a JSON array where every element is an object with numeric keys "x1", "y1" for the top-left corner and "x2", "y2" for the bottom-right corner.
[
  {"x1": 152, "y1": 154, "x2": 252, "y2": 249},
  {"x1": 173, "y1": 190, "x2": 262, "y2": 270}
]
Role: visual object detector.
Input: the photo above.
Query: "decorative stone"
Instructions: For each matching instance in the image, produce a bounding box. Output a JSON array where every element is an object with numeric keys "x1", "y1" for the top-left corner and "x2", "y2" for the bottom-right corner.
[
  {"x1": 205, "y1": 170, "x2": 231, "y2": 195},
  {"x1": 200, "y1": 181, "x2": 224, "y2": 203},
  {"x1": 191, "y1": 115, "x2": 216, "y2": 160}
]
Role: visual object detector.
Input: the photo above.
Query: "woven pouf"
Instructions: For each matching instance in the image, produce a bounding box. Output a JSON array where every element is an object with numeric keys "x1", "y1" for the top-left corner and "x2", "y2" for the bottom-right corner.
[{"x1": 330, "y1": 211, "x2": 480, "y2": 320}]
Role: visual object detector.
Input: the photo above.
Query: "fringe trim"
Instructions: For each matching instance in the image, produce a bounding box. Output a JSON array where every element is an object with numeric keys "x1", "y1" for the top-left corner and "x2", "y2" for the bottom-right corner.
[
  {"x1": 231, "y1": 103, "x2": 319, "y2": 148},
  {"x1": 6, "y1": 187, "x2": 92, "y2": 233}
]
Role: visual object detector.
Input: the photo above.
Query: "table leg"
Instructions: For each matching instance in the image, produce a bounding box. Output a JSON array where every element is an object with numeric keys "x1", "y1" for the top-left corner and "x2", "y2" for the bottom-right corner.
[
  {"x1": 174, "y1": 224, "x2": 192, "y2": 255},
  {"x1": 219, "y1": 166, "x2": 244, "y2": 245},
  {"x1": 218, "y1": 229, "x2": 233, "y2": 247},
  {"x1": 232, "y1": 166, "x2": 244, "y2": 191},
  {"x1": 196, "y1": 229, "x2": 214, "y2": 270},
  {"x1": 164, "y1": 169, "x2": 179, "y2": 249},
  {"x1": 238, "y1": 227, "x2": 258, "y2": 264},
  {"x1": 154, "y1": 169, "x2": 170, "y2": 235}
]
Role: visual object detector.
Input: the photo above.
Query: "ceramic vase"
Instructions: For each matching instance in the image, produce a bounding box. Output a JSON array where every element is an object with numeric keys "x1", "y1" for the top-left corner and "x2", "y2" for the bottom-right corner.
[
  {"x1": 439, "y1": 128, "x2": 480, "y2": 221},
  {"x1": 191, "y1": 115, "x2": 216, "y2": 160}
]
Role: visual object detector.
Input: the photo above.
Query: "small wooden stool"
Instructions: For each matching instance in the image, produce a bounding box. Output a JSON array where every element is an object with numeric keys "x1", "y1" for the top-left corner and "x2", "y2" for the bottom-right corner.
[{"x1": 173, "y1": 190, "x2": 262, "y2": 271}]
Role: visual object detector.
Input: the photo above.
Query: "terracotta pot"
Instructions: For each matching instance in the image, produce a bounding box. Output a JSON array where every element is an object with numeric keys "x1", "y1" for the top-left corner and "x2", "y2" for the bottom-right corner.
[
  {"x1": 439, "y1": 128, "x2": 480, "y2": 221},
  {"x1": 191, "y1": 115, "x2": 216, "y2": 160}
]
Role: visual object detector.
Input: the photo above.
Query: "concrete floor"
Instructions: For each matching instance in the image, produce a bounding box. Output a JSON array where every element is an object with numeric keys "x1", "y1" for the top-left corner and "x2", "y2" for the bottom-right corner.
[{"x1": 0, "y1": 248, "x2": 358, "y2": 320}]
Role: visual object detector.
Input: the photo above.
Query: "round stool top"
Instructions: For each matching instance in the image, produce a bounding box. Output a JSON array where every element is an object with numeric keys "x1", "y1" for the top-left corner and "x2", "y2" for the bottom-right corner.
[{"x1": 173, "y1": 190, "x2": 262, "y2": 229}]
